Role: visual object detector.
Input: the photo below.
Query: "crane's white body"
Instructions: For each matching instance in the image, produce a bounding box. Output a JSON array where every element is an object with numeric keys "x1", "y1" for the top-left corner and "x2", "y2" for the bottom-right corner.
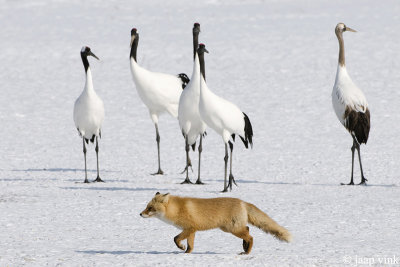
[
  {"x1": 199, "y1": 75, "x2": 245, "y2": 144},
  {"x1": 130, "y1": 58, "x2": 183, "y2": 124},
  {"x1": 73, "y1": 68, "x2": 105, "y2": 140},
  {"x1": 332, "y1": 65, "x2": 368, "y2": 126},
  {"x1": 178, "y1": 53, "x2": 207, "y2": 145}
]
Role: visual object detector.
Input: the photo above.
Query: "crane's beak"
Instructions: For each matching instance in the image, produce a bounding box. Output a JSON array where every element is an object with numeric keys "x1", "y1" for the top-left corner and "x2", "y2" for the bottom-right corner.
[
  {"x1": 90, "y1": 51, "x2": 99, "y2": 60},
  {"x1": 204, "y1": 48, "x2": 209, "y2": 53},
  {"x1": 345, "y1": 27, "x2": 357, "y2": 32}
]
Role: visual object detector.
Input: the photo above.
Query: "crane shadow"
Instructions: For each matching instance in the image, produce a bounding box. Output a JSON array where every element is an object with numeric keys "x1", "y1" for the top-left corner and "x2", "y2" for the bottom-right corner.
[
  {"x1": 0, "y1": 178, "x2": 34, "y2": 181},
  {"x1": 12, "y1": 168, "x2": 121, "y2": 173},
  {"x1": 209, "y1": 179, "x2": 398, "y2": 188},
  {"x1": 60, "y1": 186, "x2": 169, "y2": 192},
  {"x1": 209, "y1": 178, "x2": 304, "y2": 186}
]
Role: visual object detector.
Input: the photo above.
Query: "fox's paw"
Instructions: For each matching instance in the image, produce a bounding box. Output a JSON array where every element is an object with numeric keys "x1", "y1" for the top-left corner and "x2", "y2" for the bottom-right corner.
[
  {"x1": 174, "y1": 236, "x2": 186, "y2": 251},
  {"x1": 185, "y1": 245, "x2": 193, "y2": 253}
]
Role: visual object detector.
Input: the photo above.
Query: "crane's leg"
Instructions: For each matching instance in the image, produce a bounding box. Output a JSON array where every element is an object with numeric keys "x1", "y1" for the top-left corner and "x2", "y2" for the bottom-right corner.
[
  {"x1": 342, "y1": 138, "x2": 356, "y2": 185},
  {"x1": 356, "y1": 143, "x2": 368, "y2": 185},
  {"x1": 222, "y1": 143, "x2": 229, "y2": 192},
  {"x1": 152, "y1": 123, "x2": 164, "y2": 175},
  {"x1": 227, "y1": 141, "x2": 237, "y2": 190},
  {"x1": 181, "y1": 136, "x2": 193, "y2": 184},
  {"x1": 83, "y1": 138, "x2": 89, "y2": 183},
  {"x1": 195, "y1": 135, "x2": 204, "y2": 185},
  {"x1": 93, "y1": 136, "x2": 104, "y2": 182},
  {"x1": 180, "y1": 156, "x2": 193, "y2": 174}
]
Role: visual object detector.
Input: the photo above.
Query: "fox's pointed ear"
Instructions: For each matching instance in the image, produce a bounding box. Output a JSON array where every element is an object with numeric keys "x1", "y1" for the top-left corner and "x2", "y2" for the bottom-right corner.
[
  {"x1": 160, "y1": 193, "x2": 170, "y2": 203},
  {"x1": 155, "y1": 192, "x2": 160, "y2": 195}
]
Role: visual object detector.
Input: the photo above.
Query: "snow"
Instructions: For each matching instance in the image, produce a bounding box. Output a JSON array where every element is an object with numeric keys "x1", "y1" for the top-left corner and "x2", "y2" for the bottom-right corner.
[{"x1": 1, "y1": 0, "x2": 400, "y2": 266}]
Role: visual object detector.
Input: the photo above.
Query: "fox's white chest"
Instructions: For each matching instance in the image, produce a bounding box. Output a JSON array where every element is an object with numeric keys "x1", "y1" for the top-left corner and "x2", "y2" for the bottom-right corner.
[{"x1": 156, "y1": 214, "x2": 182, "y2": 229}]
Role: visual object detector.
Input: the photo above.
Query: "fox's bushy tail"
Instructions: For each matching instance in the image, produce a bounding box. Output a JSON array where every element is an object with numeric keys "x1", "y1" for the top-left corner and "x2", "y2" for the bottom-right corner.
[{"x1": 246, "y1": 203, "x2": 292, "y2": 242}]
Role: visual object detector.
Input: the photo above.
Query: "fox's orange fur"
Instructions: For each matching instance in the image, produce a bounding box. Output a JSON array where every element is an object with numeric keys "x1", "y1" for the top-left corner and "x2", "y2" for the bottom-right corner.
[{"x1": 140, "y1": 193, "x2": 291, "y2": 254}]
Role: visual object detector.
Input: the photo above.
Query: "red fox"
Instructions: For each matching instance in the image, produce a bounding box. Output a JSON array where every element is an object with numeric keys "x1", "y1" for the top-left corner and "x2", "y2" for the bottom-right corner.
[{"x1": 140, "y1": 193, "x2": 291, "y2": 254}]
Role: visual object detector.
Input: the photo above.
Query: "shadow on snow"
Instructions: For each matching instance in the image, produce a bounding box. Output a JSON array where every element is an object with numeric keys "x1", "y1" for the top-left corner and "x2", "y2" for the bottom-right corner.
[
  {"x1": 208, "y1": 179, "x2": 398, "y2": 188},
  {"x1": 12, "y1": 168, "x2": 121, "y2": 173},
  {"x1": 60, "y1": 186, "x2": 169, "y2": 192},
  {"x1": 75, "y1": 250, "x2": 219, "y2": 255}
]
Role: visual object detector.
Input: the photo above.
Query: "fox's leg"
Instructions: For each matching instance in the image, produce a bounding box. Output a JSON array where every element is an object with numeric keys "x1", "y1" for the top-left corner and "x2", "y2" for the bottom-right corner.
[
  {"x1": 185, "y1": 232, "x2": 196, "y2": 253},
  {"x1": 242, "y1": 226, "x2": 250, "y2": 251},
  {"x1": 231, "y1": 226, "x2": 253, "y2": 255},
  {"x1": 174, "y1": 229, "x2": 194, "y2": 252}
]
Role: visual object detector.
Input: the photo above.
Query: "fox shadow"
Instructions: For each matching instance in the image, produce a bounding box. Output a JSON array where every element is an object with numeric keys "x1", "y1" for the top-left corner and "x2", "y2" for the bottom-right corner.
[{"x1": 76, "y1": 250, "x2": 219, "y2": 255}]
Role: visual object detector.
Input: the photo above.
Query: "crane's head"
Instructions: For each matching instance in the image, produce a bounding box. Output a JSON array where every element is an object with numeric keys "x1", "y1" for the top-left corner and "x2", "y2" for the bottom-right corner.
[
  {"x1": 335, "y1": 23, "x2": 357, "y2": 35},
  {"x1": 197, "y1": 43, "x2": 209, "y2": 54},
  {"x1": 130, "y1": 28, "x2": 139, "y2": 47},
  {"x1": 80, "y1": 46, "x2": 99, "y2": 60},
  {"x1": 193, "y1": 22, "x2": 200, "y2": 34}
]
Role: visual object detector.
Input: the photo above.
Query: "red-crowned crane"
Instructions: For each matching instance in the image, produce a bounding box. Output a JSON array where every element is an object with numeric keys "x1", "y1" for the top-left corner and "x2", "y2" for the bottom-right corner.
[
  {"x1": 198, "y1": 44, "x2": 253, "y2": 192},
  {"x1": 129, "y1": 28, "x2": 190, "y2": 175},
  {"x1": 332, "y1": 23, "x2": 370, "y2": 185},
  {"x1": 73, "y1": 46, "x2": 105, "y2": 183}
]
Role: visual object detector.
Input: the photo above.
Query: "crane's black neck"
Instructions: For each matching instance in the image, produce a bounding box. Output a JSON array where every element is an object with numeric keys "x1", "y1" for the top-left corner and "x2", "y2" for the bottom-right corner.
[
  {"x1": 81, "y1": 53, "x2": 90, "y2": 72},
  {"x1": 198, "y1": 52, "x2": 206, "y2": 81},
  {"x1": 193, "y1": 33, "x2": 199, "y2": 61},
  {"x1": 130, "y1": 34, "x2": 139, "y2": 62}
]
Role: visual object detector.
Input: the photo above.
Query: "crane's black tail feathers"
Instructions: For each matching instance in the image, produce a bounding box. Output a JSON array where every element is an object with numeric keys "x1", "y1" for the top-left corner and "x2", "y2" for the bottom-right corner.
[
  {"x1": 241, "y1": 112, "x2": 253, "y2": 149},
  {"x1": 178, "y1": 73, "x2": 190, "y2": 89},
  {"x1": 344, "y1": 107, "x2": 370, "y2": 145},
  {"x1": 84, "y1": 135, "x2": 96, "y2": 144},
  {"x1": 77, "y1": 128, "x2": 96, "y2": 144}
]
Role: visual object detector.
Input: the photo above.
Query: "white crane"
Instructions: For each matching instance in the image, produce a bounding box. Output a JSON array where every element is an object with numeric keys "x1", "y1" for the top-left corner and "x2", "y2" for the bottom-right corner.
[
  {"x1": 178, "y1": 23, "x2": 201, "y2": 177},
  {"x1": 178, "y1": 36, "x2": 208, "y2": 184},
  {"x1": 73, "y1": 46, "x2": 105, "y2": 183},
  {"x1": 198, "y1": 44, "x2": 253, "y2": 192},
  {"x1": 332, "y1": 23, "x2": 370, "y2": 185},
  {"x1": 129, "y1": 28, "x2": 190, "y2": 175}
]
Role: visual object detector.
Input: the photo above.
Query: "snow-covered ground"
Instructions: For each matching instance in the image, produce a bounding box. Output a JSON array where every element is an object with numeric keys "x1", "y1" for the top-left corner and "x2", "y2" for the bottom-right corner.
[{"x1": 1, "y1": 0, "x2": 400, "y2": 266}]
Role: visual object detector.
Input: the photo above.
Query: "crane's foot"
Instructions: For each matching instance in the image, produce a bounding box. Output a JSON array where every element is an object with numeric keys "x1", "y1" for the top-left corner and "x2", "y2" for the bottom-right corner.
[
  {"x1": 83, "y1": 178, "x2": 90, "y2": 183},
  {"x1": 341, "y1": 181, "x2": 354, "y2": 185},
  {"x1": 180, "y1": 162, "x2": 193, "y2": 174},
  {"x1": 195, "y1": 179, "x2": 205, "y2": 185},
  {"x1": 228, "y1": 174, "x2": 237, "y2": 190},
  {"x1": 180, "y1": 178, "x2": 193, "y2": 184},
  {"x1": 93, "y1": 176, "x2": 104, "y2": 183},
  {"x1": 358, "y1": 178, "x2": 368, "y2": 185},
  {"x1": 151, "y1": 169, "x2": 164, "y2": 175}
]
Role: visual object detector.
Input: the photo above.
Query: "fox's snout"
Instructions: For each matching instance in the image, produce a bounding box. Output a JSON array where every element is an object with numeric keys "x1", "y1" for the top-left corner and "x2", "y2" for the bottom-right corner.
[
  {"x1": 141, "y1": 194, "x2": 168, "y2": 218},
  {"x1": 140, "y1": 211, "x2": 151, "y2": 218}
]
